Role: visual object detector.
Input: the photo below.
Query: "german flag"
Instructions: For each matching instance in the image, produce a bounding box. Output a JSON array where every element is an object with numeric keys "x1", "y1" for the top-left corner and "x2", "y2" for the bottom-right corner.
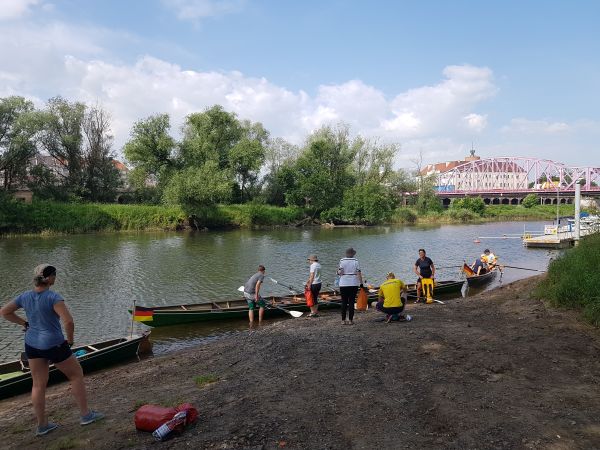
[
  {"x1": 133, "y1": 306, "x2": 154, "y2": 322},
  {"x1": 463, "y1": 263, "x2": 475, "y2": 276}
]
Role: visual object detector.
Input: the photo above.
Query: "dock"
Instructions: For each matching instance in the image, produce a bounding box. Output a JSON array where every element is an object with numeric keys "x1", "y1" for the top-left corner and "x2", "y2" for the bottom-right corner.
[{"x1": 523, "y1": 227, "x2": 598, "y2": 248}]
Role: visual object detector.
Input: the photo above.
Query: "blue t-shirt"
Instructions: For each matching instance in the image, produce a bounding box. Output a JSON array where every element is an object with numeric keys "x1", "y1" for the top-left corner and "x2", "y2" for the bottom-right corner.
[{"x1": 14, "y1": 290, "x2": 65, "y2": 350}]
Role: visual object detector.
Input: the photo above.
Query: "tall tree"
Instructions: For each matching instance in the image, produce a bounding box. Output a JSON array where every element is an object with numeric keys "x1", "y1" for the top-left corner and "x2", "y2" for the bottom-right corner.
[
  {"x1": 81, "y1": 105, "x2": 121, "y2": 202},
  {"x1": 286, "y1": 125, "x2": 357, "y2": 217},
  {"x1": 40, "y1": 96, "x2": 86, "y2": 196},
  {"x1": 0, "y1": 96, "x2": 41, "y2": 190}
]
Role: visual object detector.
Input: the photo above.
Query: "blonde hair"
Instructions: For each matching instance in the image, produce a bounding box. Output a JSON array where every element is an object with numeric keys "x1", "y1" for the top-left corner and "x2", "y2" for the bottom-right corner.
[{"x1": 386, "y1": 272, "x2": 396, "y2": 279}]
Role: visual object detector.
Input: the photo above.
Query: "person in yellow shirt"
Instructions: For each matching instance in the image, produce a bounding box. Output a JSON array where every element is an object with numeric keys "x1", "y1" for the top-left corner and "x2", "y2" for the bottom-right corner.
[{"x1": 376, "y1": 272, "x2": 409, "y2": 323}]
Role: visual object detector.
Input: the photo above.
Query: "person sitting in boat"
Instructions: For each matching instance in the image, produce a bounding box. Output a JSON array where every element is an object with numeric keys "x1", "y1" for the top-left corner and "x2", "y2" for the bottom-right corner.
[
  {"x1": 243, "y1": 265, "x2": 267, "y2": 324},
  {"x1": 471, "y1": 257, "x2": 487, "y2": 275},
  {"x1": 482, "y1": 249, "x2": 498, "y2": 270},
  {"x1": 376, "y1": 272, "x2": 408, "y2": 323},
  {"x1": 414, "y1": 248, "x2": 435, "y2": 303}
]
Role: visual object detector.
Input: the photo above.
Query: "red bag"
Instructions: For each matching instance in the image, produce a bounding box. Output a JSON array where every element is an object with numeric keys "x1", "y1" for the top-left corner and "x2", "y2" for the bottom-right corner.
[
  {"x1": 135, "y1": 405, "x2": 177, "y2": 432},
  {"x1": 135, "y1": 403, "x2": 198, "y2": 432},
  {"x1": 304, "y1": 287, "x2": 315, "y2": 307}
]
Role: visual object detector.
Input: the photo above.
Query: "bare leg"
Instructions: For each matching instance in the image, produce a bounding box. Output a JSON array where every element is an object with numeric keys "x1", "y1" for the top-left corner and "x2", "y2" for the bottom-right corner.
[
  {"x1": 54, "y1": 356, "x2": 89, "y2": 416},
  {"x1": 248, "y1": 309, "x2": 254, "y2": 323},
  {"x1": 258, "y1": 307, "x2": 264, "y2": 323},
  {"x1": 28, "y1": 358, "x2": 50, "y2": 426},
  {"x1": 310, "y1": 305, "x2": 318, "y2": 314}
]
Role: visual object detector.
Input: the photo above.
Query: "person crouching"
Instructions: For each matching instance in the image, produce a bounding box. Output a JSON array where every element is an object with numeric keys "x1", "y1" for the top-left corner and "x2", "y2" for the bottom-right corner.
[{"x1": 376, "y1": 272, "x2": 408, "y2": 323}]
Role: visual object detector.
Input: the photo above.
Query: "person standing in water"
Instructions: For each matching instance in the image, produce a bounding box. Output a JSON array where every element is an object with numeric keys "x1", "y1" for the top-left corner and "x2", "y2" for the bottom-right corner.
[{"x1": 243, "y1": 265, "x2": 267, "y2": 324}]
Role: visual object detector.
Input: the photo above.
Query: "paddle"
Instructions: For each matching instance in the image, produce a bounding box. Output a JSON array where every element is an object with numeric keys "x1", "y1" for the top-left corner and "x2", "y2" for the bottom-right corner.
[
  {"x1": 406, "y1": 293, "x2": 445, "y2": 305},
  {"x1": 501, "y1": 265, "x2": 546, "y2": 273},
  {"x1": 237, "y1": 286, "x2": 303, "y2": 318}
]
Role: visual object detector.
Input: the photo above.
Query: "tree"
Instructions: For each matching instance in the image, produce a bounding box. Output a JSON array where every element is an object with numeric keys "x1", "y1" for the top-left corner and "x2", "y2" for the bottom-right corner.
[
  {"x1": 123, "y1": 113, "x2": 176, "y2": 196},
  {"x1": 0, "y1": 96, "x2": 41, "y2": 190},
  {"x1": 81, "y1": 105, "x2": 121, "y2": 202},
  {"x1": 162, "y1": 160, "x2": 232, "y2": 208},
  {"x1": 286, "y1": 125, "x2": 357, "y2": 217},
  {"x1": 522, "y1": 193, "x2": 539, "y2": 208},
  {"x1": 229, "y1": 138, "x2": 265, "y2": 202},
  {"x1": 353, "y1": 137, "x2": 398, "y2": 186},
  {"x1": 452, "y1": 197, "x2": 485, "y2": 215},
  {"x1": 322, "y1": 182, "x2": 395, "y2": 225},
  {"x1": 389, "y1": 168, "x2": 417, "y2": 206},
  {"x1": 40, "y1": 97, "x2": 86, "y2": 196}
]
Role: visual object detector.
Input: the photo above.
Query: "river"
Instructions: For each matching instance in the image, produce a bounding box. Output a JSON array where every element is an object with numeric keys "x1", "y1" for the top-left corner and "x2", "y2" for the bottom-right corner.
[{"x1": 0, "y1": 221, "x2": 558, "y2": 362}]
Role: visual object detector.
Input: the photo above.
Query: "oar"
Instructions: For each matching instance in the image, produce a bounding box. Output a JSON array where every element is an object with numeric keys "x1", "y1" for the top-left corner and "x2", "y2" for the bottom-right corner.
[
  {"x1": 501, "y1": 265, "x2": 546, "y2": 273},
  {"x1": 269, "y1": 277, "x2": 302, "y2": 294},
  {"x1": 406, "y1": 293, "x2": 445, "y2": 305},
  {"x1": 237, "y1": 286, "x2": 303, "y2": 318}
]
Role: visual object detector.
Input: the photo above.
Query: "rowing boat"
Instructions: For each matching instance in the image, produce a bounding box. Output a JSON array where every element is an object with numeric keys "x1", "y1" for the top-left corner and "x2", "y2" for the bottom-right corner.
[
  {"x1": 129, "y1": 289, "x2": 359, "y2": 328},
  {"x1": 0, "y1": 333, "x2": 151, "y2": 400},
  {"x1": 128, "y1": 280, "x2": 466, "y2": 328},
  {"x1": 462, "y1": 263, "x2": 500, "y2": 287}
]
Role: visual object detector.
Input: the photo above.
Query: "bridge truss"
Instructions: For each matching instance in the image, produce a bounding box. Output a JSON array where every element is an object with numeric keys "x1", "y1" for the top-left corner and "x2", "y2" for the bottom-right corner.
[{"x1": 435, "y1": 157, "x2": 600, "y2": 194}]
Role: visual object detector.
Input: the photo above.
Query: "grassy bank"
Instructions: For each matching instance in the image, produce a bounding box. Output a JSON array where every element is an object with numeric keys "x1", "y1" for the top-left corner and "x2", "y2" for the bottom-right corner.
[
  {"x1": 533, "y1": 233, "x2": 600, "y2": 326},
  {"x1": 391, "y1": 204, "x2": 579, "y2": 224},
  {"x1": 0, "y1": 200, "x2": 303, "y2": 235}
]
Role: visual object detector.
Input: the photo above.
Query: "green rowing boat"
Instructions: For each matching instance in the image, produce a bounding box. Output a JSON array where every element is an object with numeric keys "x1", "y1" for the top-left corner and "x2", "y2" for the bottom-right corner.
[
  {"x1": 130, "y1": 279, "x2": 465, "y2": 328},
  {"x1": 0, "y1": 333, "x2": 151, "y2": 400}
]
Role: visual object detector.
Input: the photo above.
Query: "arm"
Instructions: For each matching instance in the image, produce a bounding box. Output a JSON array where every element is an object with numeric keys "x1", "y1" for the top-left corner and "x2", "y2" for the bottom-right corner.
[
  {"x1": 357, "y1": 270, "x2": 363, "y2": 286},
  {"x1": 430, "y1": 263, "x2": 436, "y2": 279},
  {"x1": 0, "y1": 300, "x2": 28, "y2": 328},
  {"x1": 306, "y1": 272, "x2": 315, "y2": 289},
  {"x1": 414, "y1": 264, "x2": 421, "y2": 278},
  {"x1": 255, "y1": 280, "x2": 262, "y2": 301},
  {"x1": 53, "y1": 301, "x2": 74, "y2": 345}
]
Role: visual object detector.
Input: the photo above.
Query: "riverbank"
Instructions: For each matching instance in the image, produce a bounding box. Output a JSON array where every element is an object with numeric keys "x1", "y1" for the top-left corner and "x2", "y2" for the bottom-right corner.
[
  {"x1": 0, "y1": 199, "x2": 580, "y2": 235},
  {"x1": 1, "y1": 277, "x2": 599, "y2": 449}
]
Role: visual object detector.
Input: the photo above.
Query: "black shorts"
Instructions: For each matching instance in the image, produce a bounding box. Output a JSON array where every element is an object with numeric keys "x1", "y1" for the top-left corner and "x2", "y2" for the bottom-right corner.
[
  {"x1": 310, "y1": 283, "x2": 322, "y2": 299},
  {"x1": 25, "y1": 341, "x2": 72, "y2": 364}
]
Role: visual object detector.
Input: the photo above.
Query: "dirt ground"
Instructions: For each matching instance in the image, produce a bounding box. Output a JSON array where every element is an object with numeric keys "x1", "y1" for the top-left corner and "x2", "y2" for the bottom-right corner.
[{"x1": 1, "y1": 276, "x2": 600, "y2": 450}]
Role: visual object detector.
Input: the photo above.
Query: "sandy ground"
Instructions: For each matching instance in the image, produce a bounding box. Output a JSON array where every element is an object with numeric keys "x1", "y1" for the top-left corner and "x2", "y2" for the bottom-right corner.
[{"x1": 1, "y1": 276, "x2": 599, "y2": 450}]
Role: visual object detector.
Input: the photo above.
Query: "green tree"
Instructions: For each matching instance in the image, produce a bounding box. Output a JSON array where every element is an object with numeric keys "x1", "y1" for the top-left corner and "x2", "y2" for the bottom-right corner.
[
  {"x1": 522, "y1": 193, "x2": 539, "y2": 208},
  {"x1": 354, "y1": 138, "x2": 398, "y2": 186},
  {"x1": 415, "y1": 175, "x2": 442, "y2": 213},
  {"x1": 286, "y1": 125, "x2": 356, "y2": 217},
  {"x1": 123, "y1": 113, "x2": 176, "y2": 198},
  {"x1": 162, "y1": 160, "x2": 232, "y2": 208},
  {"x1": 389, "y1": 168, "x2": 417, "y2": 206},
  {"x1": 322, "y1": 182, "x2": 395, "y2": 225},
  {"x1": 0, "y1": 96, "x2": 41, "y2": 190},
  {"x1": 452, "y1": 197, "x2": 485, "y2": 215},
  {"x1": 40, "y1": 97, "x2": 86, "y2": 196},
  {"x1": 229, "y1": 137, "x2": 265, "y2": 202}
]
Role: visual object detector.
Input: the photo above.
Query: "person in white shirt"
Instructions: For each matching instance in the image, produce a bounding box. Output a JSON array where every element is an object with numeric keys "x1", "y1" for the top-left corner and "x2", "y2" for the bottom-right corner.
[
  {"x1": 305, "y1": 254, "x2": 322, "y2": 317},
  {"x1": 337, "y1": 247, "x2": 363, "y2": 325}
]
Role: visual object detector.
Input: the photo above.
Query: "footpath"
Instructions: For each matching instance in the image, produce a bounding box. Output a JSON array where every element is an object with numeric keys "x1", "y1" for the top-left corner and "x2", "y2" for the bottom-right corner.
[{"x1": 1, "y1": 276, "x2": 599, "y2": 449}]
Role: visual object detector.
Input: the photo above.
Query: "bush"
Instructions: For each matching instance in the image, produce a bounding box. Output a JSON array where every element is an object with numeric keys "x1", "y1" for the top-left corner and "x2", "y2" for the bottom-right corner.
[
  {"x1": 446, "y1": 208, "x2": 479, "y2": 222},
  {"x1": 392, "y1": 208, "x2": 418, "y2": 224},
  {"x1": 533, "y1": 233, "x2": 600, "y2": 326},
  {"x1": 321, "y1": 183, "x2": 395, "y2": 225},
  {"x1": 451, "y1": 197, "x2": 485, "y2": 215},
  {"x1": 522, "y1": 194, "x2": 539, "y2": 208}
]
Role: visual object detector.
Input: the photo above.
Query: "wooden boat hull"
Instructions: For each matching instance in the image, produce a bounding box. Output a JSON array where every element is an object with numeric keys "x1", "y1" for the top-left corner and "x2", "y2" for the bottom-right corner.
[
  {"x1": 463, "y1": 263, "x2": 499, "y2": 287},
  {"x1": 0, "y1": 333, "x2": 150, "y2": 400},
  {"x1": 130, "y1": 280, "x2": 466, "y2": 328}
]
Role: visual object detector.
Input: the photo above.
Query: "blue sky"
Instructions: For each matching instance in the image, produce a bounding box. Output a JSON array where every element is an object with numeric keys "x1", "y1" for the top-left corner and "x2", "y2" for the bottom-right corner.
[{"x1": 1, "y1": 0, "x2": 599, "y2": 167}]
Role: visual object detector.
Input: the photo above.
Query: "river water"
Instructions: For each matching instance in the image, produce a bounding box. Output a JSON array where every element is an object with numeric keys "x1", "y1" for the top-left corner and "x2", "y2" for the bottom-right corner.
[{"x1": 0, "y1": 221, "x2": 558, "y2": 362}]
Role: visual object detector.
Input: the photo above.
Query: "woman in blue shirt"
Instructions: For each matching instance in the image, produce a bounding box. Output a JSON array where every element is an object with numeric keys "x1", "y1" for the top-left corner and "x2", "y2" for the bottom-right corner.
[{"x1": 0, "y1": 264, "x2": 103, "y2": 436}]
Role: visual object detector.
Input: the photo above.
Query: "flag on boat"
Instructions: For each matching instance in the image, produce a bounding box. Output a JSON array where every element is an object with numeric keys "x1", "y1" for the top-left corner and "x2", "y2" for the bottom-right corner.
[{"x1": 133, "y1": 306, "x2": 154, "y2": 322}]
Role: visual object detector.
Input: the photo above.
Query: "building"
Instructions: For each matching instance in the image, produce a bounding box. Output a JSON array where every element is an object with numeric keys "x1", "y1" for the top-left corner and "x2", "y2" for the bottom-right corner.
[{"x1": 421, "y1": 149, "x2": 528, "y2": 192}]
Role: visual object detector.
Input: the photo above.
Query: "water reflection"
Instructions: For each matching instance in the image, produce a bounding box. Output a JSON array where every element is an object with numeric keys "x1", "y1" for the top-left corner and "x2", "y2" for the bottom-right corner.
[{"x1": 0, "y1": 222, "x2": 558, "y2": 361}]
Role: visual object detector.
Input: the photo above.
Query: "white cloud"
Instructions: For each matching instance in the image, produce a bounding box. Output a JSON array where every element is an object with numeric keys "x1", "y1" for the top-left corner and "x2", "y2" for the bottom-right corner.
[
  {"x1": 0, "y1": 0, "x2": 41, "y2": 21},
  {"x1": 161, "y1": 0, "x2": 245, "y2": 21},
  {"x1": 501, "y1": 118, "x2": 571, "y2": 135},
  {"x1": 6, "y1": 18, "x2": 599, "y2": 167}
]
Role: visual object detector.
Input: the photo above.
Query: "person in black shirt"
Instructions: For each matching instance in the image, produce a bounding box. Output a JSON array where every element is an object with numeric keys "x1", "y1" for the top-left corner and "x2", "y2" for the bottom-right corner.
[{"x1": 413, "y1": 249, "x2": 435, "y2": 302}]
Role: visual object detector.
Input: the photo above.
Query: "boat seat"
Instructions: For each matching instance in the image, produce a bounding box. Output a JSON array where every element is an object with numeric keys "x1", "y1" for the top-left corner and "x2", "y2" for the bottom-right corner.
[{"x1": 86, "y1": 346, "x2": 98, "y2": 351}]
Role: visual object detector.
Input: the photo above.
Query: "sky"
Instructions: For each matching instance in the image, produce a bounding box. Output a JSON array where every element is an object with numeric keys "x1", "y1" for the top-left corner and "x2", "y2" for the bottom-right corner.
[{"x1": 1, "y1": 0, "x2": 599, "y2": 168}]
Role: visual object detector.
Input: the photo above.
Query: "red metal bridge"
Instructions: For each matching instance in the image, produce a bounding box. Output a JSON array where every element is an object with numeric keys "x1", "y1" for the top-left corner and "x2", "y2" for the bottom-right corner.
[{"x1": 434, "y1": 157, "x2": 600, "y2": 205}]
